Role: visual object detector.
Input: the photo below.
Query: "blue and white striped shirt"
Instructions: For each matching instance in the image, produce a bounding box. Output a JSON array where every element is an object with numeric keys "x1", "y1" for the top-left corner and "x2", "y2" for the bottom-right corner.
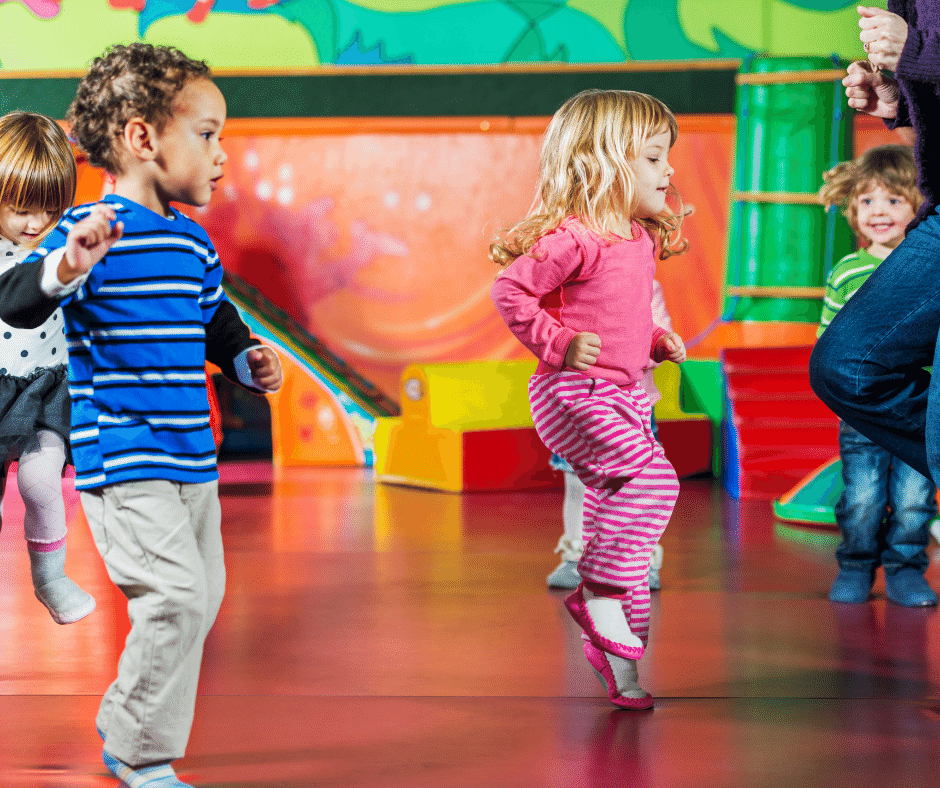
[{"x1": 30, "y1": 196, "x2": 244, "y2": 489}]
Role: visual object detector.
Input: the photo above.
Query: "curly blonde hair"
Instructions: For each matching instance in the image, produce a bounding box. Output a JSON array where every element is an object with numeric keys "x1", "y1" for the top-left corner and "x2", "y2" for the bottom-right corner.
[
  {"x1": 819, "y1": 144, "x2": 922, "y2": 237},
  {"x1": 490, "y1": 89, "x2": 688, "y2": 267},
  {"x1": 68, "y1": 43, "x2": 210, "y2": 175},
  {"x1": 0, "y1": 112, "x2": 76, "y2": 244}
]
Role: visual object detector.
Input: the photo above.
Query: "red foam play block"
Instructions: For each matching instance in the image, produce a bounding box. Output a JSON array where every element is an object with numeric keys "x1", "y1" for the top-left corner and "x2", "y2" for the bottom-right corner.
[
  {"x1": 656, "y1": 419, "x2": 712, "y2": 478},
  {"x1": 462, "y1": 428, "x2": 563, "y2": 492}
]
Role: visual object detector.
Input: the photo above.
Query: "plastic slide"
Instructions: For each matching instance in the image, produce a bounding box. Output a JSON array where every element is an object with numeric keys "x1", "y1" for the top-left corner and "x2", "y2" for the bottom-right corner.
[
  {"x1": 222, "y1": 270, "x2": 399, "y2": 467},
  {"x1": 772, "y1": 457, "x2": 840, "y2": 526}
]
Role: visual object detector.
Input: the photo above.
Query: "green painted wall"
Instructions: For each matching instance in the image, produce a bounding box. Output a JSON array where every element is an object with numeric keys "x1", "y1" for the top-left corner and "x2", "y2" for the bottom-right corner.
[{"x1": 0, "y1": 0, "x2": 886, "y2": 72}]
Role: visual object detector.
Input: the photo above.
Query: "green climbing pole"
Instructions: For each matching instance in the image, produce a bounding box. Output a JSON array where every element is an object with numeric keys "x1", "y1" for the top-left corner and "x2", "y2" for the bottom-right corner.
[{"x1": 724, "y1": 56, "x2": 853, "y2": 323}]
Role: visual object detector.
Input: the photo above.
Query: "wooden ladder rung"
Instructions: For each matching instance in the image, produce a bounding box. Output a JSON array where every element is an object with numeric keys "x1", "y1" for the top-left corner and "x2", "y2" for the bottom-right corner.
[
  {"x1": 727, "y1": 286, "x2": 825, "y2": 299},
  {"x1": 735, "y1": 68, "x2": 846, "y2": 86},
  {"x1": 732, "y1": 191, "x2": 821, "y2": 205}
]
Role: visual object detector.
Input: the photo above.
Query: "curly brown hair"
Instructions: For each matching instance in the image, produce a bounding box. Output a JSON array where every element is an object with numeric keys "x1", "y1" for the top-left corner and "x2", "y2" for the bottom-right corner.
[
  {"x1": 68, "y1": 43, "x2": 210, "y2": 175},
  {"x1": 819, "y1": 144, "x2": 922, "y2": 237}
]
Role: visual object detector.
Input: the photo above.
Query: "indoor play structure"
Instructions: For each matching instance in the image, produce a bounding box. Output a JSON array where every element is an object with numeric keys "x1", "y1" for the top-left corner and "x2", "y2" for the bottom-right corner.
[
  {"x1": 373, "y1": 56, "x2": 863, "y2": 499},
  {"x1": 688, "y1": 55, "x2": 849, "y2": 501},
  {"x1": 53, "y1": 53, "x2": 908, "y2": 499},
  {"x1": 374, "y1": 360, "x2": 556, "y2": 493},
  {"x1": 373, "y1": 359, "x2": 711, "y2": 493},
  {"x1": 221, "y1": 270, "x2": 400, "y2": 468}
]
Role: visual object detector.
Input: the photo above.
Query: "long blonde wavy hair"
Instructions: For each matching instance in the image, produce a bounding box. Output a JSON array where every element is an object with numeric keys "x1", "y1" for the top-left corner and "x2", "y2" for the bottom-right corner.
[
  {"x1": 490, "y1": 89, "x2": 688, "y2": 267},
  {"x1": 818, "y1": 144, "x2": 921, "y2": 237}
]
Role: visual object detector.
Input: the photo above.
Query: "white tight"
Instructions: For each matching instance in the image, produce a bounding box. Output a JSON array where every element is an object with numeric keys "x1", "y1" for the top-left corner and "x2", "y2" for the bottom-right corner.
[
  {"x1": 0, "y1": 429, "x2": 67, "y2": 545},
  {"x1": 562, "y1": 471, "x2": 586, "y2": 544}
]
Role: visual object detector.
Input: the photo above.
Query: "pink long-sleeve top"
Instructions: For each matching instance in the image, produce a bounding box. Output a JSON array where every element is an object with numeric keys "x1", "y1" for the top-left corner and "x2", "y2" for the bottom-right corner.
[{"x1": 491, "y1": 217, "x2": 667, "y2": 388}]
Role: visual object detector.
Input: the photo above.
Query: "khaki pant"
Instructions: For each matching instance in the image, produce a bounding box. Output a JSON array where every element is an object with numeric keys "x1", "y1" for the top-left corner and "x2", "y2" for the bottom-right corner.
[{"x1": 81, "y1": 479, "x2": 224, "y2": 766}]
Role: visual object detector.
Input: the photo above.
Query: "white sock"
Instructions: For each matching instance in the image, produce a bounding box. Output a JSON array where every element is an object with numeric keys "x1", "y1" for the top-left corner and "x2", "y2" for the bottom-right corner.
[
  {"x1": 650, "y1": 543, "x2": 663, "y2": 571},
  {"x1": 554, "y1": 472, "x2": 586, "y2": 562},
  {"x1": 583, "y1": 633, "x2": 648, "y2": 698},
  {"x1": 604, "y1": 652, "x2": 647, "y2": 698},
  {"x1": 28, "y1": 544, "x2": 96, "y2": 624},
  {"x1": 583, "y1": 587, "x2": 642, "y2": 650}
]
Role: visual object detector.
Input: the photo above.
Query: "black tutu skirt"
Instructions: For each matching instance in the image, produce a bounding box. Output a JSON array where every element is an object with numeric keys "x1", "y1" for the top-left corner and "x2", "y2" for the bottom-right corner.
[{"x1": 0, "y1": 366, "x2": 70, "y2": 466}]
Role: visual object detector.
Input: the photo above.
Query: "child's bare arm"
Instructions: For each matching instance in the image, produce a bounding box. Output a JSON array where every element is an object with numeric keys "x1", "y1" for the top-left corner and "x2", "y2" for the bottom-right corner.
[
  {"x1": 59, "y1": 203, "x2": 123, "y2": 284},
  {"x1": 565, "y1": 332, "x2": 601, "y2": 371}
]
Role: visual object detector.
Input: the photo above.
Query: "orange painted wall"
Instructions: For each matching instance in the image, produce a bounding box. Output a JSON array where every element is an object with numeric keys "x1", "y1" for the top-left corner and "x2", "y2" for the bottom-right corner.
[{"x1": 73, "y1": 114, "x2": 911, "y2": 403}]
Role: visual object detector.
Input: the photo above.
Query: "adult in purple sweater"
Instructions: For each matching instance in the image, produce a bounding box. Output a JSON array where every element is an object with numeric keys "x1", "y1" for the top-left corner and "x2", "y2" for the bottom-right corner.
[{"x1": 809, "y1": 3, "x2": 940, "y2": 607}]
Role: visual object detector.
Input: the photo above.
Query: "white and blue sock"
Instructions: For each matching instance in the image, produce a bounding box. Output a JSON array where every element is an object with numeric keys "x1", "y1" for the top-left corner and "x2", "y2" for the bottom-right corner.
[{"x1": 102, "y1": 749, "x2": 193, "y2": 788}]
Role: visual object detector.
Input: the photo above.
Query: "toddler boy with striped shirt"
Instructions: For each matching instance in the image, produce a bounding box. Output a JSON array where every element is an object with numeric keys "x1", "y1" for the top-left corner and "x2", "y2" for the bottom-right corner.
[
  {"x1": 818, "y1": 144, "x2": 937, "y2": 608},
  {"x1": 0, "y1": 44, "x2": 282, "y2": 787}
]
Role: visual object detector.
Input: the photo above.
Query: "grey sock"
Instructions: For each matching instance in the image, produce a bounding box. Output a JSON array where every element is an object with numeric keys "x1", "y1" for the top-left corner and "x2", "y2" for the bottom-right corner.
[{"x1": 29, "y1": 545, "x2": 96, "y2": 624}]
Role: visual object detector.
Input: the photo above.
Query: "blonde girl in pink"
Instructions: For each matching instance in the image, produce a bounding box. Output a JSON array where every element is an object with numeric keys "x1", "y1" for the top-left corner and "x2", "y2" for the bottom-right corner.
[{"x1": 491, "y1": 89, "x2": 687, "y2": 709}]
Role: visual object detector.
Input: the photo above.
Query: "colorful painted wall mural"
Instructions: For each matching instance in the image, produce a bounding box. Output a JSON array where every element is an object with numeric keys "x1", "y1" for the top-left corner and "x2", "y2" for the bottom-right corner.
[{"x1": 0, "y1": 0, "x2": 884, "y2": 71}]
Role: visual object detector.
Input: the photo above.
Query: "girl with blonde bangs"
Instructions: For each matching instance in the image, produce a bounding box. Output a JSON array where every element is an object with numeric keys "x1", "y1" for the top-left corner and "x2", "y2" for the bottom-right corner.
[
  {"x1": 0, "y1": 112, "x2": 76, "y2": 245},
  {"x1": 0, "y1": 111, "x2": 94, "y2": 625},
  {"x1": 491, "y1": 89, "x2": 688, "y2": 709}
]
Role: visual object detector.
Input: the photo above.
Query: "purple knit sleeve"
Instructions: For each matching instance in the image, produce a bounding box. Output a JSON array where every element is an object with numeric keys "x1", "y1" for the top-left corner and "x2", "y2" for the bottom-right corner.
[
  {"x1": 895, "y1": 23, "x2": 940, "y2": 82},
  {"x1": 884, "y1": 88, "x2": 912, "y2": 130}
]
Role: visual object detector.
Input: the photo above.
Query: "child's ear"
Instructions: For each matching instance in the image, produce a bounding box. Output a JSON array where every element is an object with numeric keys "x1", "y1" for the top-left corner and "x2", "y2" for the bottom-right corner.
[{"x1": 122, "y1": 117, "x2": 158, "y2": 162}]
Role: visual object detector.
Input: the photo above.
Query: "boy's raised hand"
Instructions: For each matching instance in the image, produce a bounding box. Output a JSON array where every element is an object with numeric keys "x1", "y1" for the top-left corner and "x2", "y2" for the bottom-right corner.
[
  {"x1": 565, "y1": 331, "x2": 601, "y2": 371},
  {"x1": 653, "y1": 331, "x2": 686, "y2": 364},
  {"x1": 60, "y1": 203, "x2": 123, "y2": 284},
  {"x1": 247, "y1": 345, "x2": 283, "y2": 391}
]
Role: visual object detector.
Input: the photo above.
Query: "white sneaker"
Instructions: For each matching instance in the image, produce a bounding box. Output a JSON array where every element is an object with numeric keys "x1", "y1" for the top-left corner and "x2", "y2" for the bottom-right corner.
[
  {"x1": 553, "y1": 535, "x2": 584, "y2": 563},
  {"x1": 546, "y1": 560, "x2": 581, "y2": 589},
  {"x1": 547, "y1": 536, "x2": 584, "y2": 589}
]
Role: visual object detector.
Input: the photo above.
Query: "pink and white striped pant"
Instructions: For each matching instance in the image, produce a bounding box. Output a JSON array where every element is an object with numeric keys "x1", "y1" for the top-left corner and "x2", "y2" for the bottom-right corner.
[{"x1": 529, "y1": 372, "x2": 680, "y2": 644}]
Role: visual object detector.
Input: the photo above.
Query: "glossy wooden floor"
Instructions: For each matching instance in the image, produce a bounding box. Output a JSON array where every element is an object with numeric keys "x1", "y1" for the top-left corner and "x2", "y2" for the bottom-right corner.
[{"x1": 3, "y1": 463, "x2": 940, "y2": 787}]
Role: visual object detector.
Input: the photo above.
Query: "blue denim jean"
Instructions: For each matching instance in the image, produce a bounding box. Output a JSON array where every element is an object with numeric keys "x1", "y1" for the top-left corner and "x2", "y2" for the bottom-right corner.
[
  {"x1": 810, "y1": 209, "x2": 940, "y2": 485},
  {"x1": 835, "y1": 421, "x2": 936, "y2": 574}
]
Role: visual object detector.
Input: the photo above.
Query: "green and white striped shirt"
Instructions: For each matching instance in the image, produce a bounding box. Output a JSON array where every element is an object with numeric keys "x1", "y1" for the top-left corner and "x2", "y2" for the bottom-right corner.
[{"x1": 817, "y1": 248, "x2": 882, "y2": 338}]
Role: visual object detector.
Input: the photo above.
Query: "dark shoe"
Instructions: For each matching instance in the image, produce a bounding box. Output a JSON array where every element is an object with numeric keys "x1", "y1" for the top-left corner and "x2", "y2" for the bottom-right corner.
[
  {"x1": 828, "y1": 569, "x2": 874, "y2": 604},
  {"x1": 885, "y1": 569, "x2": 938, "y2": 607}
]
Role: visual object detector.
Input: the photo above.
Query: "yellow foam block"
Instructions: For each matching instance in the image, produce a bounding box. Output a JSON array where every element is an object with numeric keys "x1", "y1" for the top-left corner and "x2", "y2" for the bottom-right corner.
[
  {"x1": 399, "y1": 360, "x2": 538, "y2": 430},
  {"x1": 653, "y1": 362, "x2": 709, "y2": 422}
]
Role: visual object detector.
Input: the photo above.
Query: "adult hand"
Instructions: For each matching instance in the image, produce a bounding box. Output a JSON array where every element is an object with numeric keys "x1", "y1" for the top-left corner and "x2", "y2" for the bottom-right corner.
[
  {"x1": 843, "y1": 60, "x2": 899, "y2": 118},
  {"x1": 859, "y1": 5, "x2": 908, "y2": 72},
  {"x1": 61, "y1": 203, "x2": 123, "y2": 284},
  {"x1": 564, "y1": 332, "x2": 601, "y2": 371}
]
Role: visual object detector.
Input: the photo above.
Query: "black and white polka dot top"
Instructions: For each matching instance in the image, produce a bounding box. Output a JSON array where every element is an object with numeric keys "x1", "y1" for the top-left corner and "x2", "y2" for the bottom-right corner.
[{"x1": 0, "y1": 237, "x2": 67, "y2": 379}]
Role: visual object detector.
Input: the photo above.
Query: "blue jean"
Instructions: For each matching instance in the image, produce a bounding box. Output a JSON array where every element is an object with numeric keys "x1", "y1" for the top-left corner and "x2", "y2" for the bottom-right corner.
[
  {"x1": 810, "y1": 209, "x2": 940, "y2": 485},
  {"x1": 835, "y1": 421, "x2": 935, "y2": 574}
]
